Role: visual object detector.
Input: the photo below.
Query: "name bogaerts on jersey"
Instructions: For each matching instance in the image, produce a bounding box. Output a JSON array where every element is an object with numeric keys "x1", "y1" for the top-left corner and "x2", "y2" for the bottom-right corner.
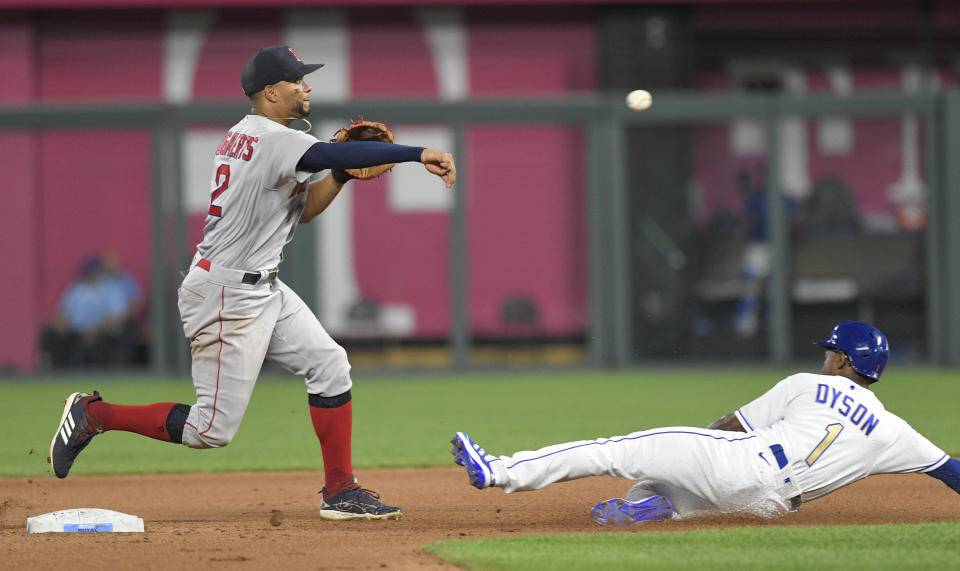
[
  {"x1": 216, "y1": 131, "x2": 259, "y2": 161},
  {"x1": 814, "y1": 384, "x2": 880, "y2": 436}
]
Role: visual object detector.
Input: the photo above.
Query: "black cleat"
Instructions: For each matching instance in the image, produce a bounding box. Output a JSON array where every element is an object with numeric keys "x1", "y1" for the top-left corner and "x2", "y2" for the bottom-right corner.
[
  {"x1": 50, "y1": 391, "x2": 104, "y2": 478},
  {"x1": 320, "y1": 477, "x2": 402, "y2": 521}
]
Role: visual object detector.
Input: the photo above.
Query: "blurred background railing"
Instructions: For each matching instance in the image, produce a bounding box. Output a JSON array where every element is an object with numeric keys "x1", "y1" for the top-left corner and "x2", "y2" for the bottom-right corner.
[{"x1": 2, "y1": 0, "x2": 959, "y2": 375}]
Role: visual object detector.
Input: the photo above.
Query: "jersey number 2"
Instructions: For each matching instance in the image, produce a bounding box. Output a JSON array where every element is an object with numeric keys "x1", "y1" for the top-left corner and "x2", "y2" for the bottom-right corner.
[
  {"x1": 805, "y1": 423, "x2": 844, "y2": 466},
  {"x1": 209, "y1": 164, "x2": 230, "y2": 217}
]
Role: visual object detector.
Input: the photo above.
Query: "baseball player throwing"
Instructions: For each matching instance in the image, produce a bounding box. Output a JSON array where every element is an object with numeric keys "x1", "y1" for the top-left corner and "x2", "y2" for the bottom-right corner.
[
  {"x1": 452, "y1": 321, "x2": 960, "y2": 523},
  {"x1": 50, "y1": 45, "x2": 456, "y2": 521}
]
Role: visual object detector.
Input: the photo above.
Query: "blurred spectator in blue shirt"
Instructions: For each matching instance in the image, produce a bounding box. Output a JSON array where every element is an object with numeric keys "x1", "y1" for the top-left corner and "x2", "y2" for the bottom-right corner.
[
  {"x1": 100, "y1": 251, "x2": 144, "y2": 324},
  {"x1": 41, "y1": 253, "x2": 144, "y2": 368},
  {"x1": 732, "y1": 170, "x2": 798, "y2": 338}
]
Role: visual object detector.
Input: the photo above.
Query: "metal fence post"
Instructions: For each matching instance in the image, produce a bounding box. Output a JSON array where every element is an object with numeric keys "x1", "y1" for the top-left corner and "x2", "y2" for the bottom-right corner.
[
  {"x1": 765, "y1": 109, "x2": 791, "y2": 365},
  {"x1": 940, "y1": 91, "x2": 960, "y2": 364},
  {"x1": 587, "y1": 117, "x2": 616, "y2": 368},
  {"x1": 450, "y1": 121, "x2": 470, "y2": 369},
  {"x1": 924, "y1": 97, "x2": 944, "y2": 365},
  {"x1": 149, "y1": 113, "x2": 172, "y2": 374},
  {"x1": 608, "y1": 115, "x2": 633, "y2": 368}
]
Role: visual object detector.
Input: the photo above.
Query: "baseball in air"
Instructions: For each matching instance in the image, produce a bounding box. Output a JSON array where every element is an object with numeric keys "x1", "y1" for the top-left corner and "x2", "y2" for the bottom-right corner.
[{"x1": 626, "y1": 89, "x2": 652, "y2": 111}]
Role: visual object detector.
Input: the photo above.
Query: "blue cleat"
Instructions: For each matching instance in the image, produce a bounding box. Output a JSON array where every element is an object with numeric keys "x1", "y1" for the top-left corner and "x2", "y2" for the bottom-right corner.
[
  {"x1": 451, "y1": 432, "x2": 495, "y2": 489},
  {"x1": 590, "y1": 495, "x2": 674, "y2": 525}
]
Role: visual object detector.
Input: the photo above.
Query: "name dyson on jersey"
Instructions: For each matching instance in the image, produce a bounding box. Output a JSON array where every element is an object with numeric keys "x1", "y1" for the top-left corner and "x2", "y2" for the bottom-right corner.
[
  {"x1": 815, "y1": 384, "x2": 879, "y2": 436},
  {"x1": 216, "y1": 131, "x2": 259, "y2": 161}
]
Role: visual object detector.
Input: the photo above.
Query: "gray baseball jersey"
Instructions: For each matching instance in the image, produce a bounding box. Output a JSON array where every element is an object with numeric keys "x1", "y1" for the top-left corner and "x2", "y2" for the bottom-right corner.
[
  {"x1": 177, "y1": 115, "x2": 351, "y2": 449},
  {"x1": 194, "y1": 114, "x2": 316, "y2": 271}
]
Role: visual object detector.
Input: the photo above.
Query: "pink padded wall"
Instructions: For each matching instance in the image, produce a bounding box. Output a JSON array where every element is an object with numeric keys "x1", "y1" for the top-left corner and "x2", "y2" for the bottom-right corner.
[
  {"x1": 37, "y1": 12, "x2": 163, "y2": 101},
  {"x1": 0, "y1": 19, "x2": 38, "y2": 371},
  {"x1": 349, "y1": 8, "x2": 451, "y2": 336},
  {"x1": 34, "y1": 13, "x2": 159, "y2": 327},
  {"x1": 191, "y1": 11, "x2": 282, "y2": 100},
  {"x1": 0, "y1": 13, "x2": 160, "y2": 371},
  {"x1": 36, "y1": 132, "x2": 153, "y2": 325},
  {"x1": 466, "y1": 12, "x2": 593, "y2": 336},
  {"x1": 346, "y1": 9, "x2": 592, "y2": 338}
]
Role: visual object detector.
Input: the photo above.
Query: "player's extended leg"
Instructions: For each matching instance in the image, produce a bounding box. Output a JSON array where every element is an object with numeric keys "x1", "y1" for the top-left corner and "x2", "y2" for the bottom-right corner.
[
  {"x1": 50, "y1": 391, "x2": 194, "y2": 478},
  {"x1": 463, "y1": 428, "x2": 740, "y2": 492},
  {"x1": 452, "y1": 428, "x2": 783, "y2": 517},
  {"x1": 49, "y1": 274, "x2": 278, "y2": 478},
  {"x1": 176, "y1": 274, "x2": 280, "y2": 449},
  {"x1": 450, "y1": 431, "x2": 676, "y2": 524},
  {"x1": 450, "y1": 432, "x2": 676, "y2": 524},
  {"x1": 265, "y1": 280, "x2": 400, "y2": 520}
]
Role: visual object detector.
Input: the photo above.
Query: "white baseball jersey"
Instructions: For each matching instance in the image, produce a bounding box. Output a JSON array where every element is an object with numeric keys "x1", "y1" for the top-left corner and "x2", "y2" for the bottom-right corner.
[
  {"x1": 194, "y1": 114, "x2": 316, "y2": 272},
  {"x1": 736, "y1": 372, "x2": 949, "y2": 501}
]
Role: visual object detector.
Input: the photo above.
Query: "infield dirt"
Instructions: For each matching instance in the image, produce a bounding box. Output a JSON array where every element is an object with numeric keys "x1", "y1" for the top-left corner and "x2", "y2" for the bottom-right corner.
[{"x1": 2, "y1": 468, "x2": 958, "y2": 569}]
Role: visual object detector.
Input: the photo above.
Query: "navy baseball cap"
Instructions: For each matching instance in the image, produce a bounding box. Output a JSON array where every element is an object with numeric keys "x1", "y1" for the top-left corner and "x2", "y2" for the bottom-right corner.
[
  {"x1": 241, "y1": 45, "x2": 323, "y2": 97},
  {"x1": 79, "y1": 254, "x2": 102, "y2": 276}
]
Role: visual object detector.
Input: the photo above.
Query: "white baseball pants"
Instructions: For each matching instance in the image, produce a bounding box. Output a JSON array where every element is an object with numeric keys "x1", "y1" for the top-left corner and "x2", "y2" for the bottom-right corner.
[{"x1": 487, "y1": 427, "x2": 797, "y2": 517}]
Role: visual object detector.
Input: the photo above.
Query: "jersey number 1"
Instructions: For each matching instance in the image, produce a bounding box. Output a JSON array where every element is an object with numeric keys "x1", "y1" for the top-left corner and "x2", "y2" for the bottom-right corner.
[
  {"x1": 209, "y1": 164, "x2": 230, "y2": 217},
  {"x1": 805, "y1": 423, "x2": 844, "y2": 466}
]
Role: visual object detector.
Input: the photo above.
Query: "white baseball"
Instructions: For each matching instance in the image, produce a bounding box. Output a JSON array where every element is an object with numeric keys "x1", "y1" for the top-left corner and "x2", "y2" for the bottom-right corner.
[{"x1": 626, "y1": 89, "x2": 652, "y2": 111}]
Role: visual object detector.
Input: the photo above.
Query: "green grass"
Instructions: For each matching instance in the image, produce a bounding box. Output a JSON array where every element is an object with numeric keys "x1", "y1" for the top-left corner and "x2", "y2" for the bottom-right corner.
[
  {"x1": 425, "y1": 522, "x2": 960, "y2": 570},
  {"x1": 6, "y1": 368, "x2": 960, "y2": 569},
  {"x1": 4, "y1": 367, "x2": 959, "y2": 477}
]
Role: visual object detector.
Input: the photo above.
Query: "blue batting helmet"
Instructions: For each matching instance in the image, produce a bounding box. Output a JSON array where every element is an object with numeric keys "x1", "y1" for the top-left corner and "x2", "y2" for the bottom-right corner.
[{"x1": 814, "y1": 321, "x2": 889, "y2": 382}]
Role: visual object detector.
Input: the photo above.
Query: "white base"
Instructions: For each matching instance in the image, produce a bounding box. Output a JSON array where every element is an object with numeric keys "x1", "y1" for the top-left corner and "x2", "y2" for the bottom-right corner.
[{"x1": 27, "y1": 508, "x2": 144, "y2": 533}]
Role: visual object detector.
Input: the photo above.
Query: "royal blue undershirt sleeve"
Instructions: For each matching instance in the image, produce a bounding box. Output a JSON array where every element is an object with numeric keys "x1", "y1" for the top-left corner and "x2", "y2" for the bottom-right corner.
[
  {"x1": 927, "y1": 457, "x2": 960, "y2": 494},
  {"x1": 296, "y1": 141, "x2": 425, "y2": 173}
]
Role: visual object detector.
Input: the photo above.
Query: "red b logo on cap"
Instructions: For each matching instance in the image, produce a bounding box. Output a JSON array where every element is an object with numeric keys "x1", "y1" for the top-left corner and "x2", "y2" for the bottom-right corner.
[{"x1": 288, "y1": 48, "x2": 302, "y2": 62}]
